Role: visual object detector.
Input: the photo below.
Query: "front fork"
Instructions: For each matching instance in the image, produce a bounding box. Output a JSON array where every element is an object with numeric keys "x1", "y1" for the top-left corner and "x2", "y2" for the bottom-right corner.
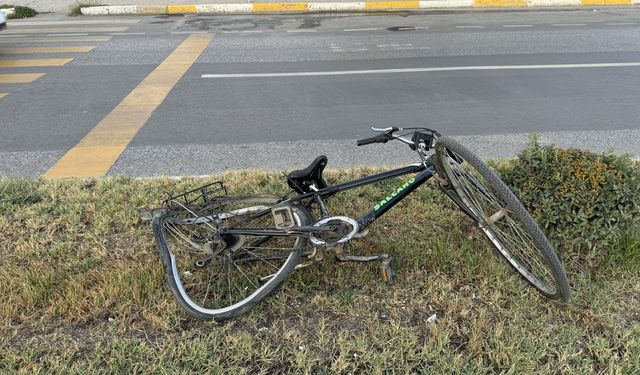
[
  {"x1": 431, "y1": 154, "x2": 479, "y2": 223},
  {"x1": 438, "y1": 184, "x2": 478, "y2": 222}
]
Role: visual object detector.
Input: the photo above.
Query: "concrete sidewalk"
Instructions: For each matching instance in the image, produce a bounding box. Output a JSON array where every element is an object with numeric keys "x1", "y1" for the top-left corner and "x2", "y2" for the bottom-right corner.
[{"x1": 11, "y1": 0, "x2": 640, "y2": 14}]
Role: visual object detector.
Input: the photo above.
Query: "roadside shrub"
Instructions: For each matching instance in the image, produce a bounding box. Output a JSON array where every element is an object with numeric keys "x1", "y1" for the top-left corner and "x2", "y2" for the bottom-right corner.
[
  {"x1": 0, "y1": 4, "x2": 37, "y2": 19},
  {"x1": 499, "y1": 136, "x2": 640, "y2": 265}
]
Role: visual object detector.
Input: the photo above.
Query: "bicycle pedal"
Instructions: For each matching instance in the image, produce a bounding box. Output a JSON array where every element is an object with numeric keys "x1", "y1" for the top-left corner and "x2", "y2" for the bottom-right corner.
[{"x1": 380, "y1": 256, "x2": 395, "y2": 285}]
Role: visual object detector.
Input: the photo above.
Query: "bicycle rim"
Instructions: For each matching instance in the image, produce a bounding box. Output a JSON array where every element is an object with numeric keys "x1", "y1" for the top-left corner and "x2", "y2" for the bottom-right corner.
[{"x1": 435, "y1": 137, "x2": 570, "y2": 300}]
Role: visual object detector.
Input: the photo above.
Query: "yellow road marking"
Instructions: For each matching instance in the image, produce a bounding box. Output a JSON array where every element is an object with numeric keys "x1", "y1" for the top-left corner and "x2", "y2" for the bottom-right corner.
[
  {"x1": 364, "y1": 1, "x2": 420, "y2": 8},
  {"x1": 0, "y1": 93, "x2": 8, "y2": 100},
  {"x1": 0, "y1": 46, "x2": 96, "y2": 54},
  {"x1": 167, "y1": 4, "x2": 197, "y2": 13},
  {"x1": 0, "y1": 36, "x2": 112, "y2": 43},
  {"x1": 253, "y1": 3, "x2": 309, "y2": 11},
  {"x1": 8, "y1": 20, "x2": 139, "y2": 26},
  {"x1": 44, "y1": 34, "x2": 214, "y2": 179},
  {"x1": 0, "y1": 73, "x2": 45, "y2": 84},
  {"x1": 2, "y1": 27, "x2": 128, "y2": 34},
  {"x1": 0, "y1": 58, "x2": 73, "y2": 67}
]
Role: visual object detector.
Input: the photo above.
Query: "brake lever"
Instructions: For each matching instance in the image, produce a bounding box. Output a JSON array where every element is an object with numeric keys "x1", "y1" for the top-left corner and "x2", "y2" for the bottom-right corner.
[
  {"x1": 392, "y1": 134, "x2": 414, "y2": 147},
  {"x1": 371, "y1": 126, "x2": 401, "y2": 133}
]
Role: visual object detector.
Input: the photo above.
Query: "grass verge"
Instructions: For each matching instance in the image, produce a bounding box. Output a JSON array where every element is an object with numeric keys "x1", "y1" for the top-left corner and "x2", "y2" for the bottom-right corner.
[{"x1": 0, "y1": 170, "x2": 638, "y2": 373}]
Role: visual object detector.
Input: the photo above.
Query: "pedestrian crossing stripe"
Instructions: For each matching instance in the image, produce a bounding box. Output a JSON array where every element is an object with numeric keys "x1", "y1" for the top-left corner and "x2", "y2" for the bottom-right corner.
[
  {"x1": 2, "y1": 27, "x2": 128, "y2": 34},
  {"x1": 0, "y1": 58, "x2": 73, "y2": 67},
  {"x1": 0, "y1": 36, "x2": 113, "y2": 43},
  {"x1": 0, "y1": 46, "x2": 96, "y2": 54},
  {"x1": 44, "y1": 34, "x2": 214, "y2": 178}
]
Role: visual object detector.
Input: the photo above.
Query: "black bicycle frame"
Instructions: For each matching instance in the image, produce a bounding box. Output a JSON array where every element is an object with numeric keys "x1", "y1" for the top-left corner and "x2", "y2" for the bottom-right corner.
[{"x1": 288, "y1": 159, "x2": 438, "y2": 231}]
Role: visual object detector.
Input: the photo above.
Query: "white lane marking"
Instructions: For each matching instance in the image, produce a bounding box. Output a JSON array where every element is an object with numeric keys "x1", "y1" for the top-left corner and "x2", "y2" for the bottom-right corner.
[
  {"x1": 170, "y1": 31, "x2": 208, "y2": 34},
  {"x1": 605, "y1": 22, "x2": 637, "y2": 26},
  {"x1": 503, "y1": 24, "x2": 533, "y2": 28},
  {"x1": 415, "y1": 26, "x2": 429, "y2": 29},
  {"x1": 286, "y1": 29, "x2": 318, "y2": 33},
  {"x1": 46, "y1": 33, "x2": 89, "y2": 36},
  {"x1": 552, "y1": 23, "x2": 587, "y2": 26},
  {"x1": 222, "y1": 30, "x2": 263, "y2": 34},
  {"x1": 393, "y1": 47, "x2": 430, "y2": 50},
  {"x1": 455, "y1": 25, "x2": 484, "y2": 29},
  {"x1": 109, "y1": 32, "x2": 146, "y2": 36},
  {"x1": 343, "y1": 27, "x2": 380, "y2": 31},
  {"x1": 202, "y1": 62, "x2": 640, "y2": 79},
  {"x1": 0, "y1": 34, "x2": 28, "y2": 38}
]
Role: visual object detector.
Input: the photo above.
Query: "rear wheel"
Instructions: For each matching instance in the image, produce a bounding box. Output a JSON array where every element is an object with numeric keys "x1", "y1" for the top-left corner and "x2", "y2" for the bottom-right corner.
[
  {"x1": 434, "y1": 137, "x2": 571, "y2": 302},
  {"x1": 153, "y1": 196, "x2": 311, "y2": 320}
]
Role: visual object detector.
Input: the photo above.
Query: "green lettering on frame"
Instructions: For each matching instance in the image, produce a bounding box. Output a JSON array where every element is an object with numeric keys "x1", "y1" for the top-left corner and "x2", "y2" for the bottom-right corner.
[{"x1": 373, "y1": 177, "x2": 416, "y2": 211}]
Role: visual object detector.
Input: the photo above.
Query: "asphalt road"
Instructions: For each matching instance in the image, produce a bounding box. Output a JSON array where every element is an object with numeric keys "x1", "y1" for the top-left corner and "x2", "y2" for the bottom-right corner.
[{"x1": 1, "y1": 9, "x2": 639, "y2": 177}]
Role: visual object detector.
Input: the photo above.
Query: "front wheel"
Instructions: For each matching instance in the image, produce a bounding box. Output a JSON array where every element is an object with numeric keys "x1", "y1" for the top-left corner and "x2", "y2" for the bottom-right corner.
[{"x1": 434, "y1": 137, "x2": 571, "y2": 302}]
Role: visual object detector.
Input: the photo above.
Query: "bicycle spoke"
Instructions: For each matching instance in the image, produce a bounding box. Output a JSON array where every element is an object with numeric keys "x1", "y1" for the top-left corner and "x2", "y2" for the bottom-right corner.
[
  {"x1": 227, "y1": 260, "x2": 232, "y2": 306},
  {"x1": 202, "y1": 270, "x2": 214, "y2": 306},
  {"x1": 239, "y1": 246, "x2": 282, "y2": 271},
  {"x1": 234, "y1": 262, "x2": 258, "y2": 290},
  {"x1": 451, "y1": 166, "x2": 486, "y2": 216},
  {"x1": 489, "y1": 213, "x2": 556, "y2": 292}
]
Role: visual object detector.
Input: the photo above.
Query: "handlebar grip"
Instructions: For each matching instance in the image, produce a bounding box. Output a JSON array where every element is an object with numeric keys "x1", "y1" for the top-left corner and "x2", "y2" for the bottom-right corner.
[
  {"x1": 357, "y1": 134, "x2": 389, "y2": 146},
  {"x1": 357, "y1": 136, "x2": 378, "y2": 146}
]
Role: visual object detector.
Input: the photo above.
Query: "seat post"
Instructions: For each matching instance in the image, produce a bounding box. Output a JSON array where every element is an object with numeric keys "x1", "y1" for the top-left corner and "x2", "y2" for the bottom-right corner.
[{"x1": 312, "y1": 188, "x2": 330, "y2": 218}]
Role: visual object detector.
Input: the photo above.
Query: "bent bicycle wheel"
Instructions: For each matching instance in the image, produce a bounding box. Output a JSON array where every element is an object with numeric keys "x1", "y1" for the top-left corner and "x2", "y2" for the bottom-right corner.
[
  {"x1": 434, "y1": 137, "x2": 571, "y2": 302},
  {"x1": 153, "y1": 196, "x2": 311, "y2": 320}
]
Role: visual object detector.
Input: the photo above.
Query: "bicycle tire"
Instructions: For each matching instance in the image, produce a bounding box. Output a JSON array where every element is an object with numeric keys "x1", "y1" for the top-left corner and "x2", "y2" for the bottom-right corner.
[
  {"x1": 153, "y1": 196, "x2": 312, "y2": 320},
  {"x1": 434, "y1": 137, "x2": 571, "y2": 302}
]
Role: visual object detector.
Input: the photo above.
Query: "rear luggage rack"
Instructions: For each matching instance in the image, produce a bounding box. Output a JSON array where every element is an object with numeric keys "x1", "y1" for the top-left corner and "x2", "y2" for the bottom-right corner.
[{"x1": 163, "y1": 181, "x2": 228, "y2": 209}]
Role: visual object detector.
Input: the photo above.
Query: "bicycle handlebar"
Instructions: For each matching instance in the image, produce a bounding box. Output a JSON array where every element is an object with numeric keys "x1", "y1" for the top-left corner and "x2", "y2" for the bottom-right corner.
[
  {"x1": 356, "y1": 127, "x2": 441, "y2": 151},
  {"x1": 356, "y1": 133, "x2": 392, "y2": 146}
]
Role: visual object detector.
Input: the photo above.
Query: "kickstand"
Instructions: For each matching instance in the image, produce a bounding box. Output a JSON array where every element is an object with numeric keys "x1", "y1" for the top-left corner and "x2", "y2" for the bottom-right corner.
[{"x1": 334, "y1": 245, "x2": 395, "y2": 285}]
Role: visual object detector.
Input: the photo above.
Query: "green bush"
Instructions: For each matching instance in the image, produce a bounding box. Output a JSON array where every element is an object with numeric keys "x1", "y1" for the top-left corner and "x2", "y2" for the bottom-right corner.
[
  {"x1": 499, "y1": 136, "x2": 640, "y2": 265},
  {"x1": 0, "y1": 4, "x2": 37, "y2": 18}
]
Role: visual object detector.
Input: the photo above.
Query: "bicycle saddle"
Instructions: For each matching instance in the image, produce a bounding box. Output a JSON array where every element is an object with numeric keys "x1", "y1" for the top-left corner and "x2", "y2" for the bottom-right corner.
[{"x1": 287, "y1": 155, "x2": 328, "y2": 193}]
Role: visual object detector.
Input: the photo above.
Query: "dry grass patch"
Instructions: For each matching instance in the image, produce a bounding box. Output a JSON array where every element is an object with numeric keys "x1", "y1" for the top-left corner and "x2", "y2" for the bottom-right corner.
[{"x1": 0, "y1": 170, "x2": 638, "y2": 373}]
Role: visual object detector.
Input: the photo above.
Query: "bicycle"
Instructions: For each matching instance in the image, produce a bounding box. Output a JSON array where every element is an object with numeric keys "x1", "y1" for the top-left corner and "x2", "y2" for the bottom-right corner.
[{"x1": 150, "y1": 127, "x2": 571, "y2": 321}]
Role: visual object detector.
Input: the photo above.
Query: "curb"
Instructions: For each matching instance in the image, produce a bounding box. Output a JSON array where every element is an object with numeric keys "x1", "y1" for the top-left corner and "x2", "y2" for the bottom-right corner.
[{"x1": 80, "y1": 0, "x2": 639, "y2": 15}]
